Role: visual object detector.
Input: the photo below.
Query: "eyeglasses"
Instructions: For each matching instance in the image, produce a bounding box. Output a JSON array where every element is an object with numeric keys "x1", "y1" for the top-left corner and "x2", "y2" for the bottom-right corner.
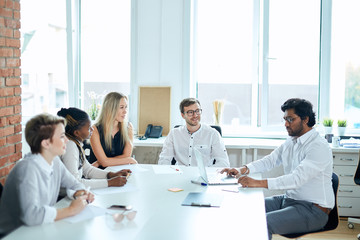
[
  {"x1": 185, "y1": 109, "x2": 202, "y2": 116},
  {"x1": 282, "y1": 116, "x2": 299, "y2": 123},
  {"x1": 111, "y1": 210, "x2": 137, "y2": 223}
]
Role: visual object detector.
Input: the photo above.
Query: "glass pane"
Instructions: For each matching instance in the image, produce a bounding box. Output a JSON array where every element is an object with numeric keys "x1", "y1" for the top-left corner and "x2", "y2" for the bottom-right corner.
[
  {"x1": 266, "y1": 0, "x2": 320, "y2": 126},
  {"x1": 330, "y1": 0, "x2": 360, "y2": 129},
  {"x1": 81, "y1": 0, "x2": 131, "y2": 120},
  {"x1": 195, "y1": 0, "x2": 255, "y2": 130},
  {"x1": 21, "y1": 0, "x2": 68, "y2": 123}
]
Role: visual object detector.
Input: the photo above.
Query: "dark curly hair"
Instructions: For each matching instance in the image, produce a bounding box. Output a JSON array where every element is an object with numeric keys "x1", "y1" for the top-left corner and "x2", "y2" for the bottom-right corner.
[
  {"x1": 57, "y1": 107, "x2": 90, "y2": 137},
  {"x1": 281, "y1": 98, "x2": 316, "y2": 127}
]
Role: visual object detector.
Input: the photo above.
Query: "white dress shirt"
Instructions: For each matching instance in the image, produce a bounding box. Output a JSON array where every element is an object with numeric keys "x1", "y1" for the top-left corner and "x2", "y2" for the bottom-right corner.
[
  {"x1": 247, "y1": 128, "x2": 334, "y2": 208},
  {"x1": 158, "y1": 124, "x2": 230, "y2": 167},
  {"x1": 61, "y1": 140, "x2": 109, "y2": 189},
  {"x1": 0, "y1": 153, "x2": 85, "y2": 235}
]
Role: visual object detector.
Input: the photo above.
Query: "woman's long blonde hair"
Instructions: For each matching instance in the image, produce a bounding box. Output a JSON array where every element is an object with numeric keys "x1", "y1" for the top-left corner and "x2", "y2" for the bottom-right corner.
[{"x1": 95, "y1": 92, "x2": 130, "y2": 150}]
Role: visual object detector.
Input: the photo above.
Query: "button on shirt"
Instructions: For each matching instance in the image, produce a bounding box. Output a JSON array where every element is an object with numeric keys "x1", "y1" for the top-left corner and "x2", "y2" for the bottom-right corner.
[
  {"x1": 158, "y1": 124, "x2": 230, "y2": 167},
  {"x1": 247, "y1": 129, "x2": 334, "y2": 208}
]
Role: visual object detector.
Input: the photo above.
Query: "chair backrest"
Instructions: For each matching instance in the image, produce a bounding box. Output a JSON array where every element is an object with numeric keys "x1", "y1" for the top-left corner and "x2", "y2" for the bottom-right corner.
[
  {"x1": 174, "y1": 125, "x2": 222, "y2": 136},
  {"x1": 324, "y1": 172, "x2": 339, "y2": 231},
  {"x1": 281, "y1": 172, "x2": 339, "y2": 238},
  {"x1": 354, "y1": 154, "x2": 360, "y2": 186},
  {"x1": 0, "y1": 182, "x2": 3, "y2": 200}
]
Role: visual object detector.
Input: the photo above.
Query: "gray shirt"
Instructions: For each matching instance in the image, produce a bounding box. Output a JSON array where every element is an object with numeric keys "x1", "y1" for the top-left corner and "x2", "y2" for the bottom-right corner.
[{"x1": 0, "y1": 153, "x2": 85, "y2": 236}]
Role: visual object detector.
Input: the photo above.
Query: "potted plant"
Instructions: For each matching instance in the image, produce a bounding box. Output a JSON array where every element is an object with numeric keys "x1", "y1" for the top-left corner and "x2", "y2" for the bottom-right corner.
[
  {"x1": 322, "y1": 118, "x2": 333, "y2": 134},
  {"x1": 337, "y1": 119, "x2": 347, "y2": 136}
]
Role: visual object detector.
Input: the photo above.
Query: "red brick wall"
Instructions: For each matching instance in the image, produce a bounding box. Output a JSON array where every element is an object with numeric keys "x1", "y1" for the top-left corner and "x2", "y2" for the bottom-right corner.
[{"x1": 0, "y1": 0, "x2": 21, "y2": 185}]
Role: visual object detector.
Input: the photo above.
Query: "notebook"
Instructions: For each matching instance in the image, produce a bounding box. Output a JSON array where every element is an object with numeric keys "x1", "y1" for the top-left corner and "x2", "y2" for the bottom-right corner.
[
  {"x1": 193, "y1": 148, "x2": 238, "y2": 185},
  {"x1": 181, "y1": 192, "x2": 223, "y2": 207}
]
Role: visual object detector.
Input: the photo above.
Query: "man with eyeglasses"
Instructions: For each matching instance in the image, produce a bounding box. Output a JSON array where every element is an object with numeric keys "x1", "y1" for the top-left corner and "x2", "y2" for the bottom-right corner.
[
  {"x1": 221, "y1": 98, "x2": 334, "y2": 240},
  {"x1": 158, "y1": 98, "x2": 229, "y2": 167}
]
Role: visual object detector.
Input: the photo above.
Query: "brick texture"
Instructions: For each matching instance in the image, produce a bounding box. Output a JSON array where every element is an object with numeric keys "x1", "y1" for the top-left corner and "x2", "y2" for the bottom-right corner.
[{"x1": 0, "y1": 0, "x2": 22, "y2": 184}]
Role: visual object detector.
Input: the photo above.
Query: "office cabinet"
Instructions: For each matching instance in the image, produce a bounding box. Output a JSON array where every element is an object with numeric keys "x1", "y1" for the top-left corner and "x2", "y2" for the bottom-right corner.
[{"x1": 333, "y1": 151, "x2": 360, "y2": 217}]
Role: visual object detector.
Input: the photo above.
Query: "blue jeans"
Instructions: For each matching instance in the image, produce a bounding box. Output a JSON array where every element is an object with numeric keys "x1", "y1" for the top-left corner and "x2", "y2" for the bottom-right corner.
[{"x1": 265, "y1": 195, "x2": 329, "y2": 240}]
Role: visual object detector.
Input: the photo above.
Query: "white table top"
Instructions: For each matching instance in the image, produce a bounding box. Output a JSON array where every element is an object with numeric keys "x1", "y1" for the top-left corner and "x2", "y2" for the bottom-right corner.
[{"x1": 4, "y1": 164, "x2": 268, "y2": 240}]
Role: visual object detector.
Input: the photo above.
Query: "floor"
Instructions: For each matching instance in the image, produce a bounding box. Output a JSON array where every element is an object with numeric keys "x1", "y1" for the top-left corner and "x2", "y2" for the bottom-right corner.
[{"x1": 272, "y1": 218, "x2": 360, "y2": 240}]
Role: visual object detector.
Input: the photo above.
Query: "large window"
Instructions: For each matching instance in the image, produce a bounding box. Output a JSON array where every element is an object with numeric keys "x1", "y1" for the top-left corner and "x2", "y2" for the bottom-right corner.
[
  {"x1": 193, "y1": 0, "x2": 360, "y2": 136},
  {"x1": 329, "y1": 0, "x2": 360, "y2": 129},
  {"x1": 194, "y1": 0, "x2": 255, "y2": 130},
  {"x1": 21, "y1": 0, "x2": 69, "y2": 123},
  {"x1": 81, "y1": 0, "x2": 131, "y2": 119},
  {"x1": 193, "y1": 0, "x2": 321, "y2": 136},
  {"x1": 21, "y1": 0, "x2": 131, "y2": 124}
]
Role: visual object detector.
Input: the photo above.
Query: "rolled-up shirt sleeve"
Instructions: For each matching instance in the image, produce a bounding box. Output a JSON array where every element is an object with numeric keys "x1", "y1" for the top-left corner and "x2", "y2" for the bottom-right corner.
[{"x1": 18, "y1": 170, "x2": 57, "y2": 225}]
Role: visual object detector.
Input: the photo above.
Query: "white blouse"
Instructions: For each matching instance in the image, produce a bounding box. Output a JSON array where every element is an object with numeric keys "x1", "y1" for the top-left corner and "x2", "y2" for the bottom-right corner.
[{"x1": 61, "y1": 140, "x2": 109, "y2": 189}]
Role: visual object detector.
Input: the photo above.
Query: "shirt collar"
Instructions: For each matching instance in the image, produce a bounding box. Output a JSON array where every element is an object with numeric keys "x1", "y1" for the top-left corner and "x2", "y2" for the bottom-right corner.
[
  {"x1": 187, "y1": 124, "x2": 202, "y2": 135},
  {"x1": 34, "y1": 153, "x2": 54, "y2": 175},
  {"x1": 75, "y1": 138, "x2": 84, "y2": 147},
  {"x1": 291, "y1": 128, "x2": 315, "y2": 145}
]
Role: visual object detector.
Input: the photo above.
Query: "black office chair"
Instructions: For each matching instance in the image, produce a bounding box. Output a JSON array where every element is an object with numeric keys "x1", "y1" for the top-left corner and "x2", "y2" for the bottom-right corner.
[
  {"x1": 171, "y1": 125, "x2": 222, "y2": 165},
  {"x1": 347, "y1": 154, "x2": 360, "y2": 240},
  {"x1": 0, "y1": 182, "x2": 3, "y2": 200},
  {"x1": 281, "y1": 172, "x2": 339, "y2": 239}
]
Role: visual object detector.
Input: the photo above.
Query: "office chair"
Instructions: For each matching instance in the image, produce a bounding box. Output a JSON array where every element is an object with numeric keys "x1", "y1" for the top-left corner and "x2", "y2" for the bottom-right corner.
[
  {"x1": 347, "y1": 153, "x2": 360, "y2": 240},
  {"x1": 0, "y1": 182, "x2": 3, "y2": 200},
  {"x1": 281, "y1": 172, "x2": 339, "y2": 239},
  {"x1": 171, "y1": 125, "x2": 222, "y2": 165}
]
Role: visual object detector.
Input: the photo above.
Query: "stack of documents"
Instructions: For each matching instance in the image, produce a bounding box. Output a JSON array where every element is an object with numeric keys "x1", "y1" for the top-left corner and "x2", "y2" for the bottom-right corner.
[{"x1": 340, "y1": 138, "x2": 360, "y2": 148}]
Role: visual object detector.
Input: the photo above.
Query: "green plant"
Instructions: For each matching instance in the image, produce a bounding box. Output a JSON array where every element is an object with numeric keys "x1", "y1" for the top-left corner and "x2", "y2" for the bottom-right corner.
[
  {"x1": 322, "y1": 118, "x2": 333, "y2": 127},
  {"x1": 87, "y1": 91, "x2": 102, "y2": 121},
  {"x1": 88, "y1": 99, "x2": 100, "y2": 121},
  {"x1": 337, "y1": 119, "x2": 347, "y2": 127}
]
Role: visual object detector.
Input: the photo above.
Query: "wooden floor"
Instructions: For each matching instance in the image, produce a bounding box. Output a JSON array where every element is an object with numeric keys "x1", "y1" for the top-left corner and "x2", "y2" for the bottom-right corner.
[{"x1": 273, "y1": 218, "x2": 360, "y2": 240}]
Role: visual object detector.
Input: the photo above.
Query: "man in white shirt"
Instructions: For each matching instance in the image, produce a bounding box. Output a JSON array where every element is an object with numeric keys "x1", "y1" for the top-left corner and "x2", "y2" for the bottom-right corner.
[
  {"x1": 221, "y1": 98, "x2": 334, "y2": 240},
  {"x1": 158, "y1": 98, "x2": 229, "y2": 167}
]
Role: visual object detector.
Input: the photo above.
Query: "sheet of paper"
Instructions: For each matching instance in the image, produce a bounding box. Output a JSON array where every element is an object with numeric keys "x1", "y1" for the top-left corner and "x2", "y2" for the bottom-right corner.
[
  {"x1": 152, "y1": 165, "x2": 183, "y2": 174},
  {"x1": 91, "y1": 183, "x2": 138, "y2": 195},
  {"x1": 106, "y1": 164, "x2": 148, "y2": 173},
  {"x1": 63, "y1": 205, "x2": 107, "y2": 223}
]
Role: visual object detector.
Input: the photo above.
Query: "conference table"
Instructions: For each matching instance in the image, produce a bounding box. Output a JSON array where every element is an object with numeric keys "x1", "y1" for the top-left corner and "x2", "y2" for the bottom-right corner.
[{"x1": 3, "y1": 164, "x2": 268, "y2": 240}]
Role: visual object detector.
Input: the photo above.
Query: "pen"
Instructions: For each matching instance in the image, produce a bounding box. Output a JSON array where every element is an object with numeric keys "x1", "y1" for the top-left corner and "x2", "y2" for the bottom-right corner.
[
  {"x1": 85, "y1": 186, "x2": 91, "y2": 204},
  {"x1": 170, "y1": 166, "x2": 180, "y2": 171},
  {"x1": 191, "y1": 180, "x2": 207, "y2": 186},
  {"x1": 126, "y1": 172, "x2": 131, "y2": 179}
]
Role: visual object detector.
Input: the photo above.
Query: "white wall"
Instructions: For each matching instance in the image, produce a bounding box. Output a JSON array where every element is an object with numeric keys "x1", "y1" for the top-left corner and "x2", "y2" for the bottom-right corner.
[{"x1": 130, "y1": 0, "x2": 192, "y2": 135}]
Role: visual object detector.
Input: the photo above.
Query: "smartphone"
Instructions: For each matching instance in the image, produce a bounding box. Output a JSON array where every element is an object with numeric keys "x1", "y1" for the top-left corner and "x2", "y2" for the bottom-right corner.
[{"x1": 108, "y1": 205, "x2": 132, "y2": 210}]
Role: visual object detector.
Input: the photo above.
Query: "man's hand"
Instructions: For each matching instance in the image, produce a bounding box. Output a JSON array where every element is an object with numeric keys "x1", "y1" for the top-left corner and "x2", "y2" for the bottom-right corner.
[
  {"x1": 220, "y1": 168, "x2": 239, "y2": 177},
  {"x1": 238, "y1": 176, "x2": 268, "y2": 188}
]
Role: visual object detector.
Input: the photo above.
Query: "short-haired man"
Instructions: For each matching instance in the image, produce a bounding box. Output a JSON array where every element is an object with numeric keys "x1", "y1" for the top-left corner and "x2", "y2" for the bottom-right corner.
[
  {"x1": 158, "y1": 98, "x2": 230, "y2": 167},
  {"x1": 221, "y1": 98, "x2": 334, "y2": 239},
  {"x1": 0, "y1": 114, "x2": 94, "y2": 237}
]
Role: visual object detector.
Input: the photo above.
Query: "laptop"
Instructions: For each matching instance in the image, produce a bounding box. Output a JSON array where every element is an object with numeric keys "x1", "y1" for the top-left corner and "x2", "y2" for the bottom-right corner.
[{"x1": 193, "y1": 148, "x2": 238, "y2": 185}]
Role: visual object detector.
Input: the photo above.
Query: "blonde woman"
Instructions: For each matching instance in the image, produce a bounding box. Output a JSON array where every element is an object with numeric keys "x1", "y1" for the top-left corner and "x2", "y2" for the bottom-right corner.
[{"x1": 90, "y1": 92, "x2": 137, "y2": 168}]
